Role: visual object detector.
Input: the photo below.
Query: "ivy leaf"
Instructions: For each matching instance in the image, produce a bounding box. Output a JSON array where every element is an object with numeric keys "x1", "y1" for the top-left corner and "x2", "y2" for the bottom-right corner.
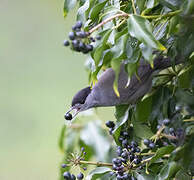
[
  {"x1": 149, "y1": 145, "x2": 175, "y2": 166},
  {"x1": 156, "y1": 161, "x2": 181, "y2": 180},
  {"x1": 63, "y1": 0, "x2": 77, "y2": 17},
  {"x1": 93, "y1": 29, "x2": 112, "y2": 67},
  {"x1": 90, "y1": 0, "x2": 108, "y2": 21},
  {"x1": 113, "y1": 105, "x2": 130, "y2": 144},
  {"x1": 86, "y1": 167, "x2": 111, "y2": 180},
  {"x1": 127, "y1": 15, "x2": 166, "y2": 51}
]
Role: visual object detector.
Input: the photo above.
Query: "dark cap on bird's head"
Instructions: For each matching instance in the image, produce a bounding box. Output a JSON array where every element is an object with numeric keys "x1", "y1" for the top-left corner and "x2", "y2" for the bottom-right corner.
[{"x1": 65, "y1": 86, "x2": 92, "y2": 120}]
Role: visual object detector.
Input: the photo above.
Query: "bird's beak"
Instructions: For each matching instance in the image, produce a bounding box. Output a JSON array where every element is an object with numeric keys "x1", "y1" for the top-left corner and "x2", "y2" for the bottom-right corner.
[{"x1": 66, "y1": 106, "x2": 81, "y2": 119}]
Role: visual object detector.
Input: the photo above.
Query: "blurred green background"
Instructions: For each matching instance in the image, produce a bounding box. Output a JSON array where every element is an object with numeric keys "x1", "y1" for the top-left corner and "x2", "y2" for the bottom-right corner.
[
  {"x1": 0, "y1": 0, "x2": 87, "y2": 179},
  {"x1": 0, "y1": 0, "x2": 114, "y2": 179}
]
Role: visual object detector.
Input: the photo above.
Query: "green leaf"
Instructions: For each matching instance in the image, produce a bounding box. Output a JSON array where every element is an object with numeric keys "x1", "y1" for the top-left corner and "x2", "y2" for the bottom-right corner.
[
  {"x1": 111, "y1": 59, "x2": 121, "y2": 97},
  {"x1": 93, "y1": 29, "x2": 112, "y2": 67},
  {"x1": 156, "y1": 161, "x2": 181, "y2": 180},
  {"x1": 125, "y1": 62, "x2": 138, "y2": 78},
  {"x1": 140, "y1": 43, "x2": 154, "y2": 62},
  {"x1": 135, "y1": 172, "x2": 155, "y2": 180},
  {"x1": 63, "y1": 0, "x2": 77, "y2": 17},
  {"x1": 175, "y1": 169, "x2": 193, "y2": 180},
  {"x1": 90, "y1": 0, "x2": 108, "y2": 21},
  {"x1": 135, "y1": 96, "x2": 152, "y2": 123},
  {"x1": 149, "y1": 145, "x2": 175, "y2": 166},
  {"x1": 113, "y1": 105, "x2": 130, "y2": 143},
  {"x1": 86, "y1": 167, "x2": 111, "y2": 180},
  {"x1": 132, "y1": 118, "x2": 154, "y2": 139},
  {"x1": 127, "y1": 15, "x2": 166, "y2": 51}
]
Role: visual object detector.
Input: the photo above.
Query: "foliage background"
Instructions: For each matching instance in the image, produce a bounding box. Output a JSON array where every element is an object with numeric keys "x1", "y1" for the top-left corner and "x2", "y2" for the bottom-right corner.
[{"x1": 0, "y1": 0, "x2": 115, "y2": 179}]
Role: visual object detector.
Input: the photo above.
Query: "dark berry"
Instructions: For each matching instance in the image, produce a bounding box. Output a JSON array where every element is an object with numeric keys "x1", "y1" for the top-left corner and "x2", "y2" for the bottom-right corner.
[
  {"x1": 78, "y1": 31, "x2": 87, "y2": 38},
  {"x1": 71, "y1": 174, "x2": 76, "y2": 180},
  {"x1": 86, "y1": 44, "x2": 93, "y2": 51},
  {"x1": 121, "y1": 151, "x2": 128, "y2": 159},
  {"x1": 83, "y1": 167, "x2": 87, "y2": 171},
  {"x1": 129, "y1": 154, "x2": 134, "y2": 161},
  {"x1": 143, "y1": 139, "x2": 150, "y2": 146},
  {"x1": 134, "y1": 158, "x2": 141, "y2": 164},
  {"x1": 109, "y1": 128, "x2": 114, "y2": 135},
  {"x1": 81, "y1": 147, "x2": 85, "y2": 152},
  {"x1": 136, "y1": 147, "x2": 141, "y2": 153},
  {"x1": 149, "y1": 142, "x2": 155, "y2": 149},
  {"x1": 78, "y1": 41, "x2": 86, "y2": 50},
  {"x1": 163, "y1": 118, "x2": 170, "y2": 126},
  {"x1": 122, "y1": 139, "x2": 128, "y2": 147},
  {"x1": 64, "y1": 40, "x2": 70, "y2": 46},
  {"x1": 63, "y1": 172, "x2": 71, "y2": 179},
  {"x1": 169, "y1": 128, "x2": 175, "y2": 134},
  {"x1": 72, "y1": 25, "x2": 77, "y2": 31},
  {"x1": 105, "y1": 121, "x2": 115, "y2": 128},
  {"x1": 69, "y1": 32, "x2": 75, "y2": 40},
  {"x1": 72, "y1": 39, "x2": 79, "y2": 48},
  {"x1": 61, "y1": 164, "x2": 67, "y2": 168},
  {"x1": 64, "y1": 113, "x2": 72, "y2": 120},
  {"x1": 77, "y1": 172, "x2": 84, "y2": 180},
  {"x1": 123, "y1": 131, "x2": 128, "y2": 137},
  {"x1": 131, "y1": 141, "x2": 137, "y2": 147},
  {"x1": 90, "y1": 37, "x2": 96, "y2": 42},
  {"x1": 96, "y1": 35, "x2": 101, "y2": 40},
  {"x1": 118, "y1": 136, "x2": 124, "y2": 142},
  {"x1": 75, "y1": 21, "x2": 82, "y2": 29},
  {"x1": 157, "y1": 124, "x2": 161, "y2": 129}
]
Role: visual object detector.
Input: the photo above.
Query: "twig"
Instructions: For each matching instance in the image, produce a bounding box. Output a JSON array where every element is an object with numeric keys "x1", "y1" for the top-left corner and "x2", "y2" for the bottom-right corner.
[
  {"x1": 89, "y1": 13, "x2": 129, "y2": 34},
  {"x1": 79, "y1": 160, "x2": 112, "y2": 167}
]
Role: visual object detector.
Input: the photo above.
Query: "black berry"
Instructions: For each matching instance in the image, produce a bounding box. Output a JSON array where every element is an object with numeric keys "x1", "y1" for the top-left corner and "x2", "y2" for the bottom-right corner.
[
  {"x1": 64, "y1": 113, "x2": 72, "y2": 120},
  {"x1": 143, "y1": 139, "x2": 150, "y2": 146},
  {"x1": 105, "y1": 121, "x2": 115, "y2": 128},
  {"x1": 64, "y1": 40, "x2": 70, "y2": 46},
  {"x1": 75, "y1": 21, "x2": 82, "y2": 29},
  {"x1": 163, "y1": 118, "x2": 170, "y2": 126},
  {"x1": 149, "y1": 142, "x2": 155, "y2": 149},
  {"x1": 61, "y1": 164, "x2": 67, "y2": 168},
  {"x1": 69, "y1": 32, "x2": 75, "y2": 40},
  {"x1": 77, "y1": 172, "x2": 84, "y2": 180},
  {"x1": 63, "y1": 172, "x2": 71, "y2": 180},
  {"x1": 71, "y1": 174, "x2": 76, "y2": 180}
]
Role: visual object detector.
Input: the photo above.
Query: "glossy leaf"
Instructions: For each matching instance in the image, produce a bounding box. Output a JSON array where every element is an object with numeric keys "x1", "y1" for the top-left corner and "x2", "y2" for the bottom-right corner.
[
  {"x1": 86, "y1": 167, "x2": 111, "y2": 180},
  {"x1": 149, "y1": 145, "x2": 175, "y2": 166},
  {"x1": 127, "y1": 15, "x2": 166, "y2": 51},
  {"x1": 90, "y1": 0, "x2": 108, "y2": 21},
  {"x1": 156, "y1": 161, "x2": 181, "y2": 180},
  {"x1": 64, "y1": 0, "x2": 77, "y2": 17}
]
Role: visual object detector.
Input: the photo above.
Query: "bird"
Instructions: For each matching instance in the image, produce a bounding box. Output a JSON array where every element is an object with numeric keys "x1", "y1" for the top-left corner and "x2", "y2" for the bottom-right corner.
[{"x1": 64, "y1": 56, "x2": 182, "y2": 120}]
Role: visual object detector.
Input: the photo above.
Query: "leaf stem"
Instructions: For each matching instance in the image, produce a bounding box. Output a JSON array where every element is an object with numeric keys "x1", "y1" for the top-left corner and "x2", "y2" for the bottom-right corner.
[
  {"x1": 131, "y1": 0, "x2": 137, "y2": 14},
  {"x1": 79, "y1": 160, "x2": 113, "y2": 167},
  {"x1": 142, "y1": 10, "x2": 182, "y2": 19}
]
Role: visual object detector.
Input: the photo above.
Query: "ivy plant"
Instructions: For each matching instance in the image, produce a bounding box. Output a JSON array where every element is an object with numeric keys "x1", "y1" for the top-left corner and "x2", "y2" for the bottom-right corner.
[{"x1": 59, "y1": 0, "x2": 194, "y2": 180}]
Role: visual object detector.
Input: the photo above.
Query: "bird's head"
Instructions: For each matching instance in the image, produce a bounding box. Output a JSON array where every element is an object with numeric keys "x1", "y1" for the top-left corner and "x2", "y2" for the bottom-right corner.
[{"x1": 64, "y1": 86, "x2": 92, "y2": 120}]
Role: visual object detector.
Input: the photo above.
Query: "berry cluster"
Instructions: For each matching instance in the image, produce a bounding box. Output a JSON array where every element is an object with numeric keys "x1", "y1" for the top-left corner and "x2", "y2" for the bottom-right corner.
[
  {"x1": 63, "y1": 172, "x2": 84, "y2": 180},
  {"x1": 63, "y1": 21, "x2": 101, "y2": 54},
  {"x1": 110, "y1": 140, "x2": 141, "y2": 180}
]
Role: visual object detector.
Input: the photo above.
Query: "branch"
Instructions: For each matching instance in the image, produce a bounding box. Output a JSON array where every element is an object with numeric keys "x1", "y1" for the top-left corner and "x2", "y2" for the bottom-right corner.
[
  {"x1": 89, "y1": 13, "x2": 129, "y2": 34},
  {"x1": 79, "y1": 160, "x2": 112, "y2": 167}
]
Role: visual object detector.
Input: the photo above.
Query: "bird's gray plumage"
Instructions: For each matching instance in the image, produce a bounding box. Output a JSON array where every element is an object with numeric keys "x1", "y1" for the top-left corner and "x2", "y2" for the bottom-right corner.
[{"x1": 67, "y1": 56, "x2": 182, "y2": 117}]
